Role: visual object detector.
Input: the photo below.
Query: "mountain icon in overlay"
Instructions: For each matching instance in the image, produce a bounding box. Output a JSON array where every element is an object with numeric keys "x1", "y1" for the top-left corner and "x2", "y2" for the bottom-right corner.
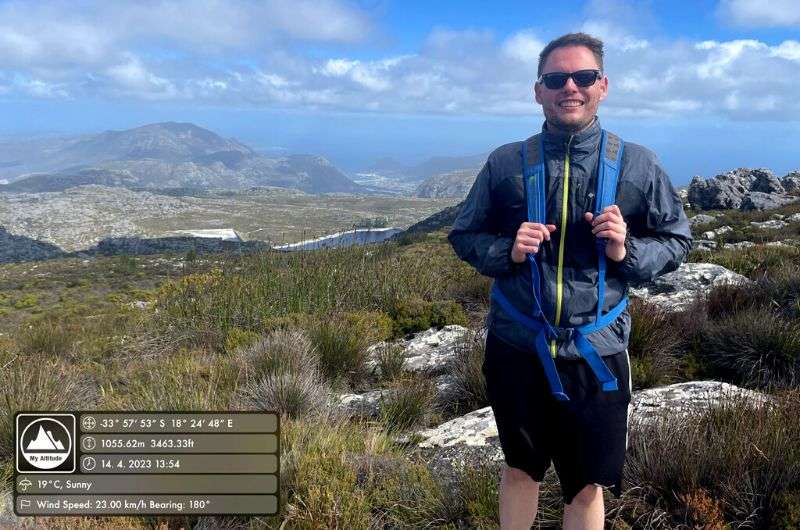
[{"x1": 25, "y1": 425, "x2": 66, "y2": 452}]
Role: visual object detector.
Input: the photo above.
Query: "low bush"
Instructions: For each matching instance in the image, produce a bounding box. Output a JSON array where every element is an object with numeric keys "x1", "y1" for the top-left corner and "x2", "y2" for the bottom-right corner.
[
  {"x1": 622, "y1": 390, "x2": 800, "y2": 528},
  {"x1": 390, "y1": 298, "x2": 467, "y2": 337},
  {"x1": 451, "y1": 331, "x2": 489, "y2": 410},
  {"x1": 236, "y1": 370, "x2": 329, "y2": 420},
  {"x1": 233, "y1": 328, "x2": 318, "y2": 382},
  {"x1": 378, "y1": 374, "x2": 438, "y2": 433},
  {"x1": 16, "y1": 316, "x2": 78, "y2": 356},
  {"x1": 701, "y1": 307, "x2": 800, "y2": 389},
  {"x1": 627, "y1": 300, "x2": 682, "y2": 389},
  {"x1": 0, "y1": 354, "x2": 96, "y2": 463},
  {"x1": 307, "y1": 315, "x2": 370, "y2": 388}
]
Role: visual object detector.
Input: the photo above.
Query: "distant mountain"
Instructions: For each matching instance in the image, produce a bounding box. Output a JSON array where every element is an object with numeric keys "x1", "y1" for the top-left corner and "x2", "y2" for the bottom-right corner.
[
  {"x1": 362, "y1": 152, "x2": 487, "y2": 183},
  {"x1": 0, "y1": 122, "x2": 363, "y2": 194},
  {"x1": 414, "y1": 168, "x2": 480, "y2": 198}
]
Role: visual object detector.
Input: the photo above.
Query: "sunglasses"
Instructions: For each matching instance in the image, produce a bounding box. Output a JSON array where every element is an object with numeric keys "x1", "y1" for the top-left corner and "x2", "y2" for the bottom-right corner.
[{"x1": 538, "y1": 69, "x2": 602, "y2": 90}]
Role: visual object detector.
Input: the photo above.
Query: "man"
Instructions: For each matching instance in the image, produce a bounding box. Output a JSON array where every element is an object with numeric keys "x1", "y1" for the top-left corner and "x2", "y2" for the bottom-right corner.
[{"x1": 447, "y1": 33, "x2": 692, "y2": 530}]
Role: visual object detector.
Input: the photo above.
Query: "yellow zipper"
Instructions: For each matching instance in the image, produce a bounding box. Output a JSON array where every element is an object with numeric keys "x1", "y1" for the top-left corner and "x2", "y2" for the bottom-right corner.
[{"x1": 550, "y1": 136, "x2": 573, "y2": 358}]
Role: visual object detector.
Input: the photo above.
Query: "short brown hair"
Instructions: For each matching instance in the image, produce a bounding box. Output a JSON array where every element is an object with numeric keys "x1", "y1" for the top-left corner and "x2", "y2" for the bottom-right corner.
[{"x1": 537, "y1": 32, "x2": 604, "y2": 78}]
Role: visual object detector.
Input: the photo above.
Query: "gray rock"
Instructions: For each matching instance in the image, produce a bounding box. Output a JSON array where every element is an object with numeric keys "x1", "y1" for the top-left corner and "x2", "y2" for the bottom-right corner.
[
  {"x1": 629, "y1": 381, "x2": 772, "y2": 426},
  {"x1": 628, "y1": 262, "x2": 751, "y2": 312},
  {"x1": 750, "y1": 219, "x2": 788, "y2": 229},
  {"x1": 714, "y1": 225, "x2": 733, "y2": 235},
  {"x1": 701, "y1": 230, "x2": 716, "y2": 240},
  {"x1": 688, "y1": 169, "x2": 757, "y2": 210},
  {"x1": 366, "y1": 325, "x2": 473, "y2": 377},
  {"x1": 787, "y1": 213, "x2": 800, "y2": 223},
  {"x1": 332, "y1": 389, "x2": 392, "y2": 418},
  {"x1": 781, "y1": 171, "x2": 800, "y2": 192},
  {"x1": 688, "y1": 213, "x2": 717, "y2": 226},
  {"x1": 750, "y1": 170, "x2": 784, "y2": 194},
  {"x1": 723, "y1": 241, "x2": 755, "y2": 249},
  {"x1": 693, "y1": 239, "x2": 717, "y2": 251},
  {"x1": 0, "y1": 490, "x2": 31, "y2": 529},
  {"x1": 740, "y1": 191, "x2": 797, "y2": 211}
]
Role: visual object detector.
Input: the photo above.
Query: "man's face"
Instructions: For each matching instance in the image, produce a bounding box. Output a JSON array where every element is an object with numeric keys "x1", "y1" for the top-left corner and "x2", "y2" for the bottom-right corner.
[{"x1": 534, "y1": 45, "x2": 608, "y2": 133}]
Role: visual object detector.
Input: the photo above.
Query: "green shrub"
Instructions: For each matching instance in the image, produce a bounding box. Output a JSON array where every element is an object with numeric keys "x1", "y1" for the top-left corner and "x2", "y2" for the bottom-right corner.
[
  {"x1": 236, "y1": 371, "x2": 329, "y2": 420},
  {"x1": 700, "y1": 307, "x2": 800, "y2": 389},
  {"x1": 771, "y1": 490, "x2": 800, "y2": 529},
  {"x1": 13, "y1": 293, "x2": 38, "y2": 309},
  {"x1": 391, "y1": 298, "x2": 467, "y2": 337},
  {"x1": 624, "y1": 390, "x2": 800, "y2": 528},
  {"x1": 627, "y1": 300, "x2": 682, "y2": 389},
  {"x1": 102, "y1": 353, "x2": 237, "y2": 411},
  {"x1": 0, "y1": 355, "x2": 96, "y2": 462},
  {"x1": 233, "y1": 328, "x2": 318, "y2": 381},
  {"x1": 17, "y1": 317, "x2": 78, "y2": 356},
  {"x1": 342, "y1": 310, "x2": 394, "y2": 344},
  {"x1": 373, "y1": 342, "x2": 407, "y2": 382},
  {"x1": 451, "y1": 331, "x2": 489, "y2": 410},
  {"x1": 378, "y1": 374, "x2": 437, "y2": 433},
  {"x1": 307, "y1": 316, "x2": 370, "y2": 388},
  {"x1": 459, "y1": 462, "x2": 500, "y2": 528},
  {"x1": 222, "y1": 326, "x2": 260, "y2": 354}
]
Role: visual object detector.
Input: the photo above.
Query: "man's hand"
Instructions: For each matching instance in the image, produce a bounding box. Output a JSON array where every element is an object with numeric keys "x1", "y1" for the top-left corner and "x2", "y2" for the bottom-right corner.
[
  {"x1": 511, "y1": 222, "x2": 557, "y2": 263},
  {"x1": 584, "y1": 205, "x2": 627, "y2": 262}
]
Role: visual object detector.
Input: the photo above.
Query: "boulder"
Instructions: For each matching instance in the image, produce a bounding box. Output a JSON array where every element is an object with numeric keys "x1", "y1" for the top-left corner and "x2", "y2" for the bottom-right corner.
[
  {"x1": 629, "y1": 381, "x2": 772, "y2": 426},
  {"x1": 750, "y1": 219, "x2": 788, "y2": 229},
  {"x1": 723, "y1": 241, "x2": 755, "y2": 249},
  {"x1": 782, "y1": 171, "x2": 800, "y2": 193},
  {"x1": 787, "y1": 213, "x2": 800, "y2": 223},
  {"x1": 688, "y1": 213, "x2": 717, "y2": 227},
  {"x1": 740, "y1": 191, "x2": 797, "y2": 211},
  {"x1": 628, "y1": 262, "x2": 751, "y2": 312},
  {"x1": 749, "y1": 169, "x2": 784, "y2": 194},
  {"x1": 692, "y1": 239, "x2": 717, "y2": 251},
  {"x1": 366, "y1": 325, "x2": 473, "y2": 377},
  {"x1": 687, "y1": 169, "x2": 756, "y2": 210}
]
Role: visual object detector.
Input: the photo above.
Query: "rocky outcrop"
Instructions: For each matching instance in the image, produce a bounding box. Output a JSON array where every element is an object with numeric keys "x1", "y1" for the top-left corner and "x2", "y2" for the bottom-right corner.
[
  {"x1": 782, "y1": 171, "x2": 800, "y2": 193},
  {"x1": 740, "y1": 191, "x2": 797, "y2": 211},
  {"x1": 687, "y1": 213, "x2": 717, "y2": 227},
  {"x1": 413, "y1": 381, "x2": 772, "y2": 483},
  {"x1": 366, "y1": 325, "x2": 473, "y2": 377},
  {"x1": 414, "y1": 168, "x2": 479, "y2": 199},
  {"x1": 0, "y1": 227, "x2": 65, "y2": 264},
  {"x1": 393, "y1": 201, "x2": 464, "y2": 239},
  {"x1": 688, "y1": 168, "x2": 798, "y2": 211},
  {"x1": 629, "y1": 262, "x2": 751, "y2": 312}
]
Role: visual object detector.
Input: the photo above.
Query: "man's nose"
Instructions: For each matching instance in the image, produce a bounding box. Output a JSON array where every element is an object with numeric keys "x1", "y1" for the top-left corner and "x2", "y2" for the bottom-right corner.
[{"x1": 561, "y1": 75, "x2": 579, "y2": 92}]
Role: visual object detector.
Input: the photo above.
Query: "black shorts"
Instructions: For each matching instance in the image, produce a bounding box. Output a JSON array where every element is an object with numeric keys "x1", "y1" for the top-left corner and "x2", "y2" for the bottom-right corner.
[{"x1": 482, "y1": 329, "x2": 632, "y2": 505}]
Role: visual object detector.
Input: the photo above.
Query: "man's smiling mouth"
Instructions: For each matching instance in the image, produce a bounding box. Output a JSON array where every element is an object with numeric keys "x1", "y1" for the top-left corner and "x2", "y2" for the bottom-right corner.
[{"x1": 559, "y1": 100, "x2": 584, "y2": 108}]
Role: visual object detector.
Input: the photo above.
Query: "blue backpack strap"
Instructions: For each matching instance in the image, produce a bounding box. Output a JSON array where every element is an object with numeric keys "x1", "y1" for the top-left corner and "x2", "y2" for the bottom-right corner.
[
  {"x1": 594, "y1": 130, "x2": 624, "y2": 322},
  {"x1": 520, "y1": 135, "x2": 568, "y2": 401},
  {"x1": 567, "y1": 129, "x2": 625, "y2": 394}
]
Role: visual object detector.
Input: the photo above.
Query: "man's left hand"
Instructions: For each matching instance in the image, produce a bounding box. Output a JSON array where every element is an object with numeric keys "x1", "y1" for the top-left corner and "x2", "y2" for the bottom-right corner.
[{"x1": 584, "y1": 205, "x2": 626, "y2": 262}]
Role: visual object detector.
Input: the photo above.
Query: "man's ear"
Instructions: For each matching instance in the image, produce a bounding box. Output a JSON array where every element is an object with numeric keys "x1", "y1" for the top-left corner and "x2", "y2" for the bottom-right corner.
[
  {"x1": 533, "y1": 82, "x2": 542, "y2": 104},
  {"x1": 598, "y1": 76, "x2": 609, "y2": 101}
]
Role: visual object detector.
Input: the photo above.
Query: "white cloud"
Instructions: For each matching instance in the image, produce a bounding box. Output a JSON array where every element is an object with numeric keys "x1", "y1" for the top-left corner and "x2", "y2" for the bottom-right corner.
[
  {"x1": 0, "y1": 3, "x2": 798, "y2": 122},
  {"x1": 501, "y1": 31, "x2": 545, "y2": 65},
  {"x1": 718, "y1": 0, "x2": 800, "y2": 27},
  {"x1": 106, "y1": 55, "x2": 177, "y2": 100}
]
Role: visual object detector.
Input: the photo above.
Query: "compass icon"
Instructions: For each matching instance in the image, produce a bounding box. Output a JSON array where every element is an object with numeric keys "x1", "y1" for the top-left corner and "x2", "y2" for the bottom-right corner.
[{"x1": 81, "y1": 416, "x2": 96, "y2": 431}]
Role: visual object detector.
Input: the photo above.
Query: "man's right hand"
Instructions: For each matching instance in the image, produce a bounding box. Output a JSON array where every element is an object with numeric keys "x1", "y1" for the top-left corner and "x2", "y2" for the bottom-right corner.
[{"x1": 510, "y1": 222, "x2": 557, "y2": 263}]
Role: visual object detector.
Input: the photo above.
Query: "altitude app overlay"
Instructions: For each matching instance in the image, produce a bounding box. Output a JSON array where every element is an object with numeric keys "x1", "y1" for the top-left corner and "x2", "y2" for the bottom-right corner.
[{"x1": 14, "y1": 412, "x2": 279, "y2": 516}]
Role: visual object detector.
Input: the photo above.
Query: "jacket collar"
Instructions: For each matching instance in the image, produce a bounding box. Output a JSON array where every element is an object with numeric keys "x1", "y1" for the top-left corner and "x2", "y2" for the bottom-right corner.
[{"x1": 540, "y1": 116, "x2": 602, "y2": 158}]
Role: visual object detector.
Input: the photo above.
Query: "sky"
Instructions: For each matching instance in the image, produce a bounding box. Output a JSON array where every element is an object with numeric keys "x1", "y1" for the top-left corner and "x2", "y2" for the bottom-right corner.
[{"x1": 1, "y1": 0, "x2": 799, "y2": 184}]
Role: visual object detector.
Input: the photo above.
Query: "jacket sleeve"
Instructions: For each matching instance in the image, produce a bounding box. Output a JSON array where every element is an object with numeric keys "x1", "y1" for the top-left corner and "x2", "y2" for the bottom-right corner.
[
  {"x1": 614, "y1": 158, "x2": 693, "y2": 284},
  {"x1": 447, "y1": 158, "x2": 518, "y2": 278}
]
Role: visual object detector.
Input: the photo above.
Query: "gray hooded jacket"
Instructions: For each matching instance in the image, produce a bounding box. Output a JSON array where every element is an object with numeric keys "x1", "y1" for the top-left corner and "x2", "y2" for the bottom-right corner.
[{"x1": 448, "y1": 118, "x2": 693, "y2": 359}]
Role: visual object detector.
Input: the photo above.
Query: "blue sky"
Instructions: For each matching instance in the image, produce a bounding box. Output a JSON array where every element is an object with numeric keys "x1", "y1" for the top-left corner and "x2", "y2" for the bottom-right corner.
[{"x1": 1, "y1": 0, "x2": 799, "y2": 184}]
